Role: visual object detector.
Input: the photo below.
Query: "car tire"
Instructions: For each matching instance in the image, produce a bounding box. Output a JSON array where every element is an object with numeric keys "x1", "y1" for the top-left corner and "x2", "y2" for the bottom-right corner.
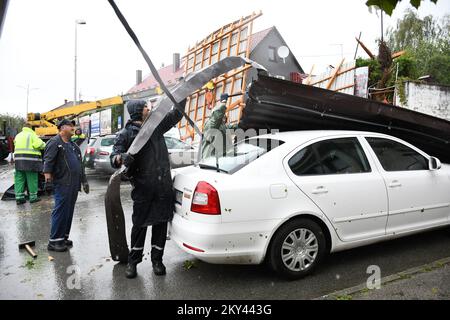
[{"x1": 268, "y1": 218, "x2": 327, "y2": 280}]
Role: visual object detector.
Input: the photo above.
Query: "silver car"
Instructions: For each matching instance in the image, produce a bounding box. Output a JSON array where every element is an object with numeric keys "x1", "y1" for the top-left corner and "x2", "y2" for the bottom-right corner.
[{"x1": 83, "y1": 134, "x2": 197, "y2": 175}]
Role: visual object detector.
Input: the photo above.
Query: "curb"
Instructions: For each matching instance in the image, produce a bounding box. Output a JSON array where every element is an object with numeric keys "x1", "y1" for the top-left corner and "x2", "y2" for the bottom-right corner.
[{"x1": 316, "y1": 256, "x2": 450, "y2": 300}]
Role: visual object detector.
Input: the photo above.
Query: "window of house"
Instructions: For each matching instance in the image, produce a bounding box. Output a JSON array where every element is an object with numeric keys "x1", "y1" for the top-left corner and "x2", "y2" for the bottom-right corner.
[
  {"x1": 268, "y1": 46, "x2": 277, "y2": 62},
  {"x1": 366, "y1": 137, "x2": 428, "y2": 171},
  {"x1": 288, "y1": 138, "x2": 371, "y2": 176}
]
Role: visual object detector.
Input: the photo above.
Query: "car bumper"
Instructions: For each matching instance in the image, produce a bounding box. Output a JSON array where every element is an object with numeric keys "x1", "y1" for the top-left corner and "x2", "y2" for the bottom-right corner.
[
  {"x1": 170, "y1": 213, "x2": 279, "y2": 265},
  {"x1": 94, "y1": 157, "x2": 115, "y2": 174}
]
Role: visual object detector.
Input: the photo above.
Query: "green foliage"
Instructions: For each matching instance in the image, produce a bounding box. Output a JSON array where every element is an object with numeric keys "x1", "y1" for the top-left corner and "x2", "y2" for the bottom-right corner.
[
  {"x1": 384, "y1": 10, "x2": 450, "y2": 85},
  {"x1": 366, "y1": 0, "x2": 438, "y2": 16},
  {"x1": 356, "y1": 58, "x2": 382, "y2": 86},
  {"x1": 0, "y1": 113, "x2": 26, "y2": 136}
]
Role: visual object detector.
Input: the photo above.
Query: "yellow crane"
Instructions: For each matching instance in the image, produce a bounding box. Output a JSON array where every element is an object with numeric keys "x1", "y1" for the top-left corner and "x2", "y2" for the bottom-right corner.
[{"x1": 27, "y1": 96, "x2": 123, "y2": 137}]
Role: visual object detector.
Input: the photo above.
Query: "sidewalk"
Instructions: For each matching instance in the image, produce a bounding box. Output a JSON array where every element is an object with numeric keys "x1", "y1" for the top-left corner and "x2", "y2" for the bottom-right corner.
[{"x1": 318, "y1": 257, "x2": 450, "y2": 300}]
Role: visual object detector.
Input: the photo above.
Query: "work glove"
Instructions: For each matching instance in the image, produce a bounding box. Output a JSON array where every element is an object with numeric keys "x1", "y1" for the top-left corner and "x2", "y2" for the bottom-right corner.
[
  {"x1": 220, "y1": 93, "x2": 229, "y2": 103},
  {"x1": 83, "y1": 182, "x2": 90, "y2": 194},
  {"x1": 121, "y1": 153, "x2": 135, "y2": 167}
]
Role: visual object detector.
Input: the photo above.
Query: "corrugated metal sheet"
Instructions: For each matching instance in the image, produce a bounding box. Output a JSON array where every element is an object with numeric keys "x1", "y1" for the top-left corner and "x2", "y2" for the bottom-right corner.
[{"x1": 308, "y1": 60, "x2": 356, "y2": 95}]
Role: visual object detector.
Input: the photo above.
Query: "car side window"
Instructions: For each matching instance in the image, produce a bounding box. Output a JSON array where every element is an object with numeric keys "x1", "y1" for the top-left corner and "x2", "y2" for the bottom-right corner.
[
  {"x1": 288, "y1": 138, "x2": 371, "y2": 176},
  {"x1": 366, "y1": 137, "x2": 428, "y2": 171}
]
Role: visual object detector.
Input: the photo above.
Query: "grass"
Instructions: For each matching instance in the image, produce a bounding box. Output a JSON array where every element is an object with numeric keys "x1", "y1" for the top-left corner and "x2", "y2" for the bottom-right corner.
[
  {"x1": 183, "y1": 260, "x2": 196, "y2": 270},
  {"x1": 25, "y1": 259, "x2": 35, "y2": 270}
]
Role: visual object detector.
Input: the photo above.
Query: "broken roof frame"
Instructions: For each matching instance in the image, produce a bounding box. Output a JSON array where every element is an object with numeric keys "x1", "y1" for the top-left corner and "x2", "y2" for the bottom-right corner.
[{"x1": 179, "y1": 11, "x2": 263, "y2": 142}]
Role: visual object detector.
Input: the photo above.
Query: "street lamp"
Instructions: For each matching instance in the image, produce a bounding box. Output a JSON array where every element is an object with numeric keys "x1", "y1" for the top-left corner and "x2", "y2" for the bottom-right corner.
[
  {"x1": 17, "y1": 84, "x2": 39, "y2": 117},
  {"x1": 74, "y1": 19, "x2": 86, "y2": 106}
]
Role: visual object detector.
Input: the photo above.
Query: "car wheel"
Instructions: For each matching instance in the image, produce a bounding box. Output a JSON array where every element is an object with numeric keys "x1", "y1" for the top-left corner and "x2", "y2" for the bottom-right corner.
[{"x1": 268, "y1": 218, "x2": 326, "y2": 280}]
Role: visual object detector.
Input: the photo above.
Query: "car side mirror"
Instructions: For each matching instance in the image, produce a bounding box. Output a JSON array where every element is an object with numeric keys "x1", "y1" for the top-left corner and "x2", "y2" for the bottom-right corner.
[{"x1": 429, "y1": 157, "x2": 442, "y2": 171}]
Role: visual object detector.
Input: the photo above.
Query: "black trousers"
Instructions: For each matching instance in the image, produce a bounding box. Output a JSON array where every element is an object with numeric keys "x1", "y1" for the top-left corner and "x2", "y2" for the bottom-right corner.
[{"x1": 128, "y1": 222, "x2": 168, "y2": 265}]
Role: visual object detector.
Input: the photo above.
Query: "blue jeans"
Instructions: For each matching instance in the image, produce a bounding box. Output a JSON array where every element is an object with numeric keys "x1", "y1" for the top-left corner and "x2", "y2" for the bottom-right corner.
[{"x1": 49, "y1": 183, "x2": 79, "y2": 243}]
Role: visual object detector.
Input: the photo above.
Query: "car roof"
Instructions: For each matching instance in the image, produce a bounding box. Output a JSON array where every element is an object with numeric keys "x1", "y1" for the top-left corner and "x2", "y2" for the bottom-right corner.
[{"x1": 255, "y1": 130, "x2": 393, "y2": 144}]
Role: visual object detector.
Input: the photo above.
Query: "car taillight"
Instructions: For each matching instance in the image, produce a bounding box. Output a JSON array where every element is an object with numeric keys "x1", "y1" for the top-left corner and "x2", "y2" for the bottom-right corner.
[
  {"x1": 190, "y1": 181, "x2": 221, "y2": 215},
  {"x1": 86, "y1": 147, "x2": 96, "y2": 155},
  {"x1": 98, "y1": 151, "x2": 110, "y2": 156}
]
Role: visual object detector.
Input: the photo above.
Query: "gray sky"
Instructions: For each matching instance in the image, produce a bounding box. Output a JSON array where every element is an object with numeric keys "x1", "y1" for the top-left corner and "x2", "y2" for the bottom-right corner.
[{"x1": 0, "y1": 0, "x2": 449, "y2": 117}]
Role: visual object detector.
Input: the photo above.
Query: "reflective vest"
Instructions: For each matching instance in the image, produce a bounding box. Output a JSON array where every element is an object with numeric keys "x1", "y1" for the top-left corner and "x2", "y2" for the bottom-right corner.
[
  {"x1": 14, "y1": 127, "x2": 46, "y2": 172},
  {"x1": 71, "y1": 133, "x2": 86, "y2": 142}
]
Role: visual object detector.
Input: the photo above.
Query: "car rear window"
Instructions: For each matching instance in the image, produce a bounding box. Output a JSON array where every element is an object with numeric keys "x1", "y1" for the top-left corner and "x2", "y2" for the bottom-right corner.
[
  {"x1": 100, "y1": 137, "x2": 115, "y2": 147},
  {"x1": 199, "y1": 138, "x2": 284, "y2": 174}
]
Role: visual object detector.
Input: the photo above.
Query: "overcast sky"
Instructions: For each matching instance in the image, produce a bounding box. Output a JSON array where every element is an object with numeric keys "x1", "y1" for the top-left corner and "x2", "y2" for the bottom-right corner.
[{"x1": 0, "y1": 0, "x2": 449, "y2": 117}]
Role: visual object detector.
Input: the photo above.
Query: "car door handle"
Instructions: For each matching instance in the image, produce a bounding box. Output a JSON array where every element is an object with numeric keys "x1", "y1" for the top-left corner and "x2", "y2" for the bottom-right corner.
[
  {"x1": 388, "y1": 180, "x2": 402, "y2": 188},
  {"x1": 312, "y1": 186, "x2": 328, "y2": 194}
]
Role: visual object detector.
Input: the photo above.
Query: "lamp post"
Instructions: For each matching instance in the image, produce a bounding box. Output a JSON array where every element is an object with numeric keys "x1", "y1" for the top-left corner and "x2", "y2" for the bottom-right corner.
[
  {"x1": 74, "y1": 19, "x2": 86, "y2": 106},
  {"x1": 17, "y1": 84, "x2": 39, "y2": 117}
]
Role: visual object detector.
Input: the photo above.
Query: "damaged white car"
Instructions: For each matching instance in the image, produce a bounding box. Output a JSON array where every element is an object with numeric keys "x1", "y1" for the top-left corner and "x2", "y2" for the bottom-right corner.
[{"x1": 170, "y1": 130, "x2": 450, "y2": 279}]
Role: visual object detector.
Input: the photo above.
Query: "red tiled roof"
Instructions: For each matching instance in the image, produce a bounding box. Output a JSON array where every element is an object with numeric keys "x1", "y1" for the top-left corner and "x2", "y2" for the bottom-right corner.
[
  {"x1": 128, "y1": 64, "x2": 184, "y2": 94},
  {"x1": 128, "y1": 27, "x2": 274, "y2": 94}
]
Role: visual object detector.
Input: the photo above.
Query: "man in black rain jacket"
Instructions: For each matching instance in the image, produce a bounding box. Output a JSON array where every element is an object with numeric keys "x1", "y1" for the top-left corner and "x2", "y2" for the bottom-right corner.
[{"x1": 111, "y1": 100, "x2": 183, "y2": 278}]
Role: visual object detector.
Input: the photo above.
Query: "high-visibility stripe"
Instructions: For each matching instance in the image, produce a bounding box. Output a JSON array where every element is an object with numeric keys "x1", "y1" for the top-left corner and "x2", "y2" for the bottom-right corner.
[
  {"x1": 49, "y1": 238, "x2": 65, "y2": 242},
  {"x1": 131, "y1": 247, "x2": 144, "y2": 251},
  {"x1": 151, "y1": 245, "x2": 164, "y2": 251},
  {"x1": 14, "y1": 148, "x2": 41, "y2": 152},
  {"x1": 14, "y1": 157, "x2": 42, "y2": 162},
  {"x1": 26, "y1": 133, "x2": 31, "y2": 150}
]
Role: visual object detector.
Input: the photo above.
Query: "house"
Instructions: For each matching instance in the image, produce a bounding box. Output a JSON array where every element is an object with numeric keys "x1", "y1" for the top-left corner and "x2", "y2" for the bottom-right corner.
[{"x1": 125, "y1": 26, "x2": 305, "y2": 102}]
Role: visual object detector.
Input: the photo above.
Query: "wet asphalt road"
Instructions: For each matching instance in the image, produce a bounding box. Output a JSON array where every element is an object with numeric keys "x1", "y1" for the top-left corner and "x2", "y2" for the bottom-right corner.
[{"x1": 0, "y1": 165, "x2": 449, "y2": 300}]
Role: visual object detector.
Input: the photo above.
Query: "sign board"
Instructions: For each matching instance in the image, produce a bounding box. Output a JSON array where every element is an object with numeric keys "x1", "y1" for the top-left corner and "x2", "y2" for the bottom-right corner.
[
  {"x1": 100, "y1": 108, "x2": 112, "y2": 136},
  {"x1": 90, "y1": 112, "x2": 100, "y2": 137},
  {"x1": 355, "y1": 67, "x2": 369, "y2": 98},
  {"x1": 79, "y1": 116, "x2": 90, "y2": 136}
]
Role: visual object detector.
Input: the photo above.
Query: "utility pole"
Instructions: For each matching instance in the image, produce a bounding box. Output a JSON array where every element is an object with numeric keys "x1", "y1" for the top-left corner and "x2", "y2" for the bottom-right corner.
[
  {"x1": 17, "y1": 84, "x2": 39, "y2": 117},
  {"x1": 74, "y1": 19, "x2": 86, "y2": 106}
]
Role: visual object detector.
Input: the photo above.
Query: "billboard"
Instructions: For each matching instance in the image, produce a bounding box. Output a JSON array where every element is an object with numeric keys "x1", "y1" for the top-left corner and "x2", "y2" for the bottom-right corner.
[
  {"x1": 79, "y1": 115, "x2": 90, "y2": 136},
  {"x1": 355, "y1": 67, "x2": 369, "y2": 98},
  {"x1": 90, "y1": 112, "x2": 100, "y2": 137},
  {"x1": 100, "y1": 108, "x2": 112, "y2": 136}
]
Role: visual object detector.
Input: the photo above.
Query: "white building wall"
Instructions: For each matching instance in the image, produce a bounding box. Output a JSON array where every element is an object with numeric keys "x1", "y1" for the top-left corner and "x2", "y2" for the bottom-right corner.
[{"x1": 399, "y1": 82, "x2": 450, "y2": 121}]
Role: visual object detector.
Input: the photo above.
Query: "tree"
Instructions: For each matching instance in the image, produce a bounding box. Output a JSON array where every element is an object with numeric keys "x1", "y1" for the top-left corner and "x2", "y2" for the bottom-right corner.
[
  {"x1": 366, "y1": 0, "x2": 439, "y2": 16},
  {"x1": 386, "y1": 10, "x2": 450, "y2": 84}
]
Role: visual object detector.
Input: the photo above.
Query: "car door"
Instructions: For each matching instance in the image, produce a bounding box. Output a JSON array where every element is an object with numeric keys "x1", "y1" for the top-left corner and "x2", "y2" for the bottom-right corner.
[
  {"x1": 364, "y1": 136, "x2": 450, "y2": 234},
  {"x1": 283, "y1": 136, "x2": 388, "y2": 242}
]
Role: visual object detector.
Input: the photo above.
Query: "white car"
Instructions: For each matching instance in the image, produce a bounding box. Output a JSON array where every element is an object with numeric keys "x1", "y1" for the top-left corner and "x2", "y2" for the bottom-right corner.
[{"x1": 170, "y1": 131, "x2": 450, "y2": 279}]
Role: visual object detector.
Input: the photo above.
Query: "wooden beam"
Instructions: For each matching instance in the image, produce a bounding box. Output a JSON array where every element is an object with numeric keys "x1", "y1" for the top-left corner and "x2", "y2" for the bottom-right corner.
[
  {"x1": 392, "y1": 50, "x2": 405, "y2": 59},
  {"x1": 326, "y1": 59, "x2": 344, "y2": 90},
  {"x1": 305, "y1": 64, "x2": 315, "y2": 85},
  {"x1": 309, "y1": 65, "x2": 356, "y2": 86},
  {"x1": 355, "y1": 37, "x2": 375, "y2": 59}
]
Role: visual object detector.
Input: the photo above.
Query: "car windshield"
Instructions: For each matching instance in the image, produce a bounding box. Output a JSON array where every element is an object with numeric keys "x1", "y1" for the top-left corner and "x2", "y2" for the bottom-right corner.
[
  {"x1": 199, "y1": 138, "x2": 284, "y2": 174},
  {"x1": 165, "y1": 136, "x2": 189, "y2": 149}
]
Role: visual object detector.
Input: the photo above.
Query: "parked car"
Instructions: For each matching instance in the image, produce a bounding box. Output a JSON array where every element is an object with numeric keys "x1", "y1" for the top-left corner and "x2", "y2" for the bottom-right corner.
[
  {"x1": 170, "y1": 130, "x2": 450, "y2": 279},
  {"x1": 83, "y1": 134, "x2": 197, "y2": 175}
]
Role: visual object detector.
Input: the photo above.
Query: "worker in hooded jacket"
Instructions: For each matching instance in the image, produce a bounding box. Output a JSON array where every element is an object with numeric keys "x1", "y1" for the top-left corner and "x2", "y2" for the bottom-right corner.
[{"x1": 110, "y1": 99, "x2": 183, "y2": 278}]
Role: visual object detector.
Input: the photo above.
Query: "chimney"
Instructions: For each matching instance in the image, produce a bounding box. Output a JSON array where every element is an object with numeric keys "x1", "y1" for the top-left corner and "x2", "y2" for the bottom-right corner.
[
  {"x1": 173, "y1": 53, "x2": 180, "y2": 73},
  {"x1": 136, "y1": 70, "x2": 142, "y2": 85}
]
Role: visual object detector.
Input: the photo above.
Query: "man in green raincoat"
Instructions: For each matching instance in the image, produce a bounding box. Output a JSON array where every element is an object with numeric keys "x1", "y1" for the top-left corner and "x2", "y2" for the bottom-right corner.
[{"x1": 201, "y1": 93, "x2": 238, "y2": 159}]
